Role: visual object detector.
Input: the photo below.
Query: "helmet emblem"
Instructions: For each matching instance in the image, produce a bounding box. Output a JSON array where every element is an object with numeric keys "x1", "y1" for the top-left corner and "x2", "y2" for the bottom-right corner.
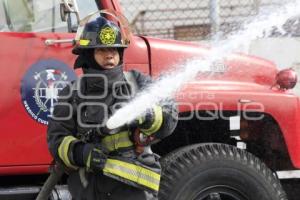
[{"x1": 99, "y1": 27, "x2": 117, "y2": 45}]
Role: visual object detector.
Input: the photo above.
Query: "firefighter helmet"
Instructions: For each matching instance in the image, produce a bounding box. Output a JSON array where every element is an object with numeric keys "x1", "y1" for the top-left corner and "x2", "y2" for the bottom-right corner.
[{"x1": 72, "y1": 16, "x2": 128, "y2": 55}]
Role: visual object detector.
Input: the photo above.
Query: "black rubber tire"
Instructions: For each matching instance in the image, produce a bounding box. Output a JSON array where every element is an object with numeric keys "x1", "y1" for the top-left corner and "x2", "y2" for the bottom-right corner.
[{"x1": 159, "y1": 143, "x2": 287, "y2": 200}]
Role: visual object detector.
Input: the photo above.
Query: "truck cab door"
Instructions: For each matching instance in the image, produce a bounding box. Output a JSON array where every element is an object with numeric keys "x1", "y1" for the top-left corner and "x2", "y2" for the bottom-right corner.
[{"x1": 0, "y1": 0, "x2": 97, "y2": 172}]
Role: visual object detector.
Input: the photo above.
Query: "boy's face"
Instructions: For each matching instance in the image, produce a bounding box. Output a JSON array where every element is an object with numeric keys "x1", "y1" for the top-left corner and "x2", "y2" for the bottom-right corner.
[{"x1": 94, "y1": 47, "x2": 120, "y2": 69}]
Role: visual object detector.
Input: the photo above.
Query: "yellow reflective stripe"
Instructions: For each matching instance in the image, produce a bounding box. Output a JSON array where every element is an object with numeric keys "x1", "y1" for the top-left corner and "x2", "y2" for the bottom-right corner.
[
  {"x1": 79, "y1": 39, "x2": 90, "y2": 46},
  {"x1": 58, "y1": 136, "x2": 78, "y2": 169},
  {"x1": 106, "y1": 159, "x2": 160, "y2": 180},
  {"x1": 141, "y1": 106, "x2": 163, "y2": 136},
  {"x1": 101, "y1": 131, "x2": 134, "y2": 152},
  {"x1": 86, "y1": 152, "x2": 91, "y2": 170},
  {"x1": 104, "y1": 163, "x2": 160, "y2": 191},
  {"x1": 103, "y1": 159, "x2": 160, "y2": 191}
]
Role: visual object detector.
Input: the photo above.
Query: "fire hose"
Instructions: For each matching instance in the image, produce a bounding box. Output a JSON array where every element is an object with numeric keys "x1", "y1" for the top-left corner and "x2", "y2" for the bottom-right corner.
[{"x1": 36, "y1": 162, "x2": 65, "y2": 200}]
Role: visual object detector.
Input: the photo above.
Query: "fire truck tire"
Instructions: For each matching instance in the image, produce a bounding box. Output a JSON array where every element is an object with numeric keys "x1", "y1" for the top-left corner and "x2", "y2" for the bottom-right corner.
[{"x1": 159, "y1": 143, "x2": 287, "y2": 200}]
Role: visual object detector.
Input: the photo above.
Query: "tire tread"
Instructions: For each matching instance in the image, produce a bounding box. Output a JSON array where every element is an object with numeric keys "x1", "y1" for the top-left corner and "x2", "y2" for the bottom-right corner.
[{"x1": 159, "y1": 143, "x2": 288, "y2": 200}]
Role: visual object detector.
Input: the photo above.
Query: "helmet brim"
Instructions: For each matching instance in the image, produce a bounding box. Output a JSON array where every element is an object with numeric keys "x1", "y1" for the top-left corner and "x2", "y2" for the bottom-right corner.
[{"x1": 72, "y1": 44, "x2": 128, "y2": 55}]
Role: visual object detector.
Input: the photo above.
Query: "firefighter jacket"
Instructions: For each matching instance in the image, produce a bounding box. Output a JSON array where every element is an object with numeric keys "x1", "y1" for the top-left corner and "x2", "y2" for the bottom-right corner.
[{"x1": 47, "y1": 65, "x2": 178, "y2": 196}]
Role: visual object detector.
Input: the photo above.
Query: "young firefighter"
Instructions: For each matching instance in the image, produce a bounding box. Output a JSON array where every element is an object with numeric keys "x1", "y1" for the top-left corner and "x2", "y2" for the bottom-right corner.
[{"x1": 47, "y1": 16, "x2": 178, "y2": 200}]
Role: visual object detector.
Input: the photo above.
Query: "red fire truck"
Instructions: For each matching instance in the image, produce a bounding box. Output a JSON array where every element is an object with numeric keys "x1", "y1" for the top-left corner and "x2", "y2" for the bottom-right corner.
[{"x1": 0, "y1": 0, "x2": 299, "y2": 199}]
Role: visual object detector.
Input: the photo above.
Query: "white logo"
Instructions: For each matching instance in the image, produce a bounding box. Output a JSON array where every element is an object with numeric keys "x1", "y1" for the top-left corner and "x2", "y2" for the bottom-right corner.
[{"x1": 33, "y1": 69, "x2": 68, "y2": 117}]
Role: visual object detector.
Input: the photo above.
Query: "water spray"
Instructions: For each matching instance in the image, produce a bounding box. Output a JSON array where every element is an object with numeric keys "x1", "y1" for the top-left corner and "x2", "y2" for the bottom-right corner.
[{"x1": 106, "y1": 0, "x2": 300, "y2": 130}]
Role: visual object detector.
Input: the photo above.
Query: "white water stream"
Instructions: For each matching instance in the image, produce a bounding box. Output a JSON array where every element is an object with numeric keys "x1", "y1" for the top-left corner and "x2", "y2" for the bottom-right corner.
[{"x1": 107, "y1": 0, "x2": 300, "y2": 129}]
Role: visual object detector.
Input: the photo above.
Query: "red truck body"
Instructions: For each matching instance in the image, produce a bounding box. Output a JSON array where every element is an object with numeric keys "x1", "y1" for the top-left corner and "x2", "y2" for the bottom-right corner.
[
  {"x1": 0, "y1": 0, "x2": 299, "y2": 173},
  {"x1": 0, "y1": 1, "x2": 300, "y2": 199}
]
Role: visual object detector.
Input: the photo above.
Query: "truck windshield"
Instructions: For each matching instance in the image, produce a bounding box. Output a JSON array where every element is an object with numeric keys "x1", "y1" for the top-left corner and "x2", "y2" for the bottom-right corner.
[{"x1": 0, "y1": 0, "x2": 98, "y2": 32}]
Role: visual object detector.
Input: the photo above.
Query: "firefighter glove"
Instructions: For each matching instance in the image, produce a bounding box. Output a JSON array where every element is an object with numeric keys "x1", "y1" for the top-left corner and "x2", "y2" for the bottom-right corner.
[
  {"x1": 83, "y1": 144, "x2": 108, "y2": 172},
  {"x1": 135, "y1": 105, "x2": 164, "y2": 136}
]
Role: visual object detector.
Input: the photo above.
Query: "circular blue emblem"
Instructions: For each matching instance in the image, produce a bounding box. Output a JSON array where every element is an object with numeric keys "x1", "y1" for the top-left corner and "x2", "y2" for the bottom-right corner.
[{"x1": 21, "y1": 59, "x2": 77, "y2": 125}]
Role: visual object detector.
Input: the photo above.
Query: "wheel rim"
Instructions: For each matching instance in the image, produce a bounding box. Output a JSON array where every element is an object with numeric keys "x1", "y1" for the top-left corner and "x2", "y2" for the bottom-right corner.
[{"x1": 192, "y1": 185, "x2": 248, "y2": 200}]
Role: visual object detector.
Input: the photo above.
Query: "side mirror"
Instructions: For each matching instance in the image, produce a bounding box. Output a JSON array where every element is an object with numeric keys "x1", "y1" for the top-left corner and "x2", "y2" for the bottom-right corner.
[
  {"x1": 60, "y1": 3, "x2": 68, "y2": 22},
  {"x1": 59, "y1": 0, "x2": 80, "y2": 32},
  {"x1": 275, "y1": 68, "x2": 297, "y2": 90}
]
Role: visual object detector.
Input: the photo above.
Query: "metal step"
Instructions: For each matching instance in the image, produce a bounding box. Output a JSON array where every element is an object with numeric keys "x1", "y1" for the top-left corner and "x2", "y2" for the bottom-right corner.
[
  {"x1": 0, "y1": 185, "x2": 71, "y2": 200},
  {"x1": 277, "y1": 170, "x2": 300, "y2": 179}
]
